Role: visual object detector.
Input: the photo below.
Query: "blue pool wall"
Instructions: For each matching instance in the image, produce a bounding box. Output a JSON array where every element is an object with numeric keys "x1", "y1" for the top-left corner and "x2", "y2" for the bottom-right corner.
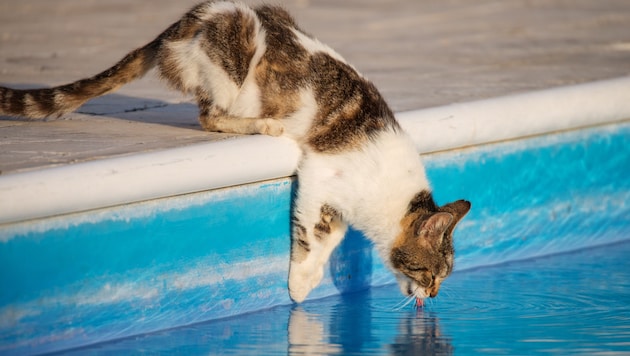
[{"x1": 1, "y1": 121, "x2": 629, "y2": 355}]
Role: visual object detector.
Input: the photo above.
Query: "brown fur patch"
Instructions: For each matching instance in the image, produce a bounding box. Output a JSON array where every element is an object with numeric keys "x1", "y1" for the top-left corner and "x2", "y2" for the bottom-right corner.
[
  {"x1": 254, "y1": 5, "x2": 309, "y2": 119},
  {"x1": 391, "y1": 191, "x2": 462, "y2": 293},
  {"x1": 439, "y1": 199, "x2": 472, "y2": 239},
  {"x1": 254, "y1": 58, "x2": 302, "y2": 119},
  {"x1": 313, "y1": 204, "x2": 341, "y2": 241},
  {"x1": 390, "y1": 213, "x2": 455, "y2": 277},
  {"x1": 391, "y1": 195, "x2": 470, "y2": 288},
  {"x1": 200, "y1": 9, "x2": 257, "y2": 86},
  {"x1": 291, "y1": 223, "x2": 310, "y2": 263},
  {"x1": 155, "y1": 13, "x2": 207, "y2": 94},
  {"x1": 407, "y1": 190, "x2": 438, "y2": 215},
  {"x1": 1, "y1": 31, "x2": 160, "y2": 119},
  {"x1": 306, "y1": 53, "x2": 399, "y2": 153},
  {"x1": 313, "y1": 224, "x2": 330, "y2": 240},
  {"x1": 6, "y1": 89, "x2": 26, "y2": 116},
  {"x1": 197, "y1": 99, "x2": 228, "y2": 132}
]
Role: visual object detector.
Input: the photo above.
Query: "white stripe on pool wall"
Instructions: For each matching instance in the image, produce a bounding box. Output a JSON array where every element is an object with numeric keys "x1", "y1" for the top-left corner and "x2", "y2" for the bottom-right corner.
[{"x1": 1, "y1": 76, "x2": 629, "y2": 224}]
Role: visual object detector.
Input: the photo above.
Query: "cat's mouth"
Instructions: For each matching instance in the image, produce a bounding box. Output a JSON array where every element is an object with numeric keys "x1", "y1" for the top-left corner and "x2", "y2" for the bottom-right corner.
[{"x1": 403, "y1": 278, "x2": 429, "y2": 303}]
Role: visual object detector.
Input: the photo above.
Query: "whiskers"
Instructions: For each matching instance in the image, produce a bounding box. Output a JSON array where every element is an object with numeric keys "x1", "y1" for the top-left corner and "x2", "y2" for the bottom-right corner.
[
  {"x1": 372, "y1": 285, "x2": 457, "y2": 312},
  {"x1": 371, "y1": 290, "x2": 418, "y2": 312},
  {"x1": 371, "y1": 283, "x2": 463, "y2": 313},
  {"x1": 437, "y1": 284, "x2": 463, "y2": 302},
  {"x1": 391, "y1": 294, "x2": 418, "y2": 311},
  {"x1": 390, "y1": 285, "x2": 427, "y2": 311}
]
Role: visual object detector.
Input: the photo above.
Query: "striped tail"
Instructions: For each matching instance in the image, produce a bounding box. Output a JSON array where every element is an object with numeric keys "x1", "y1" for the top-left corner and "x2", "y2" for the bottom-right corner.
[{"x1": 0, "y1": 39, "x2": 161, "y2": 119}]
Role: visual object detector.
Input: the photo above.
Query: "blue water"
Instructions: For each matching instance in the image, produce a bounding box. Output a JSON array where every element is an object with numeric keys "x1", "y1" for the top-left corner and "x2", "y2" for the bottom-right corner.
[
  {"x1": 59, "y1": 240, "x2": 630, "y2": 355},
  {"x1": 2, "y1": 122, "x2": 628, "y2": 354}
]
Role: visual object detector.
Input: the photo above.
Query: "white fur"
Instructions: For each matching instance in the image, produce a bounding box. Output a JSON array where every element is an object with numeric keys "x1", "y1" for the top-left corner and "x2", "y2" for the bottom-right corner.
[
  {"x1": 292, "y1": 28, "x2": 346, "y2": 63},
  {"x1": 228, "y1": 31, "x2": 267, "y2": 117},
  {"x1": 299, "y1": 129, "x2": 429, "y2": 253},
  {"x1": 288, "y1": 129, "x2": 430, "y2": 301},
  {"x1": 166, "y1": 36, "x2": 240, "y2": 109},
  {"x1": 288, "y1": 219, "x2": 347, "y2": 302},
  {"x1": 197, "y1": 1, "x2": 246, "y2": 20},
  {"x1": 228, "y1": 80, "x2": 261, "y2": 118},
  {"x1": 166, "y1": 2, "x2": 268, "y2": 111},
  {"x1": 281, "y1": 87, "x2": 319, "y2": 140},
  {"x1": 227, "y1": 8, "x2": 268, "y2": 118}
]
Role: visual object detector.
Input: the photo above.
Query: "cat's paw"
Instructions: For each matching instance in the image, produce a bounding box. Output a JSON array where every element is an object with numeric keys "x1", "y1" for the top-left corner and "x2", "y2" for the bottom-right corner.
[
  {"x1": 288, "y1": 265, "x2": 324, "y2": 303},
  {"x1": 257, "y1": 118, "x2": 284, "y2": 137}
]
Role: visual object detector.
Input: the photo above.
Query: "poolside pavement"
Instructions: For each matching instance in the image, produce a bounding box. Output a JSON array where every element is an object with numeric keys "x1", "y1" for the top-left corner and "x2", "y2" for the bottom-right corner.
[{"x1": 1, "y1": 0, "x2": 629, "y2": 173}]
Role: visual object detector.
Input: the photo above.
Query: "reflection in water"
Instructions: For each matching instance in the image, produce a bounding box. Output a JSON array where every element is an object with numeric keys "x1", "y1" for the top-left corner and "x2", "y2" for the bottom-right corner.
[
  {"x1": 389, "y1": 310, "x2": 453, "y2": 356},
  {"x1": 288, "y1": 308, "x2": 340, "y2": 355},
  {"x1": 64, "y1": 241, "x2": 630, "y2": 355},
  {"x1": 287, "y1": 290, "x2": 453, "y2": 355}
]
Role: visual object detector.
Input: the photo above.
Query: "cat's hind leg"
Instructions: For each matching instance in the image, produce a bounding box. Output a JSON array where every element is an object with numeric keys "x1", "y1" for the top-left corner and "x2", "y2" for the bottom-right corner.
[
  {"x1": 196, "y1": 94, "x2": 284, "y2": 136},
  {"x1": 289, "y1": 201, "x2": 347, "y2": 303},
  {"x1": 203, "y1": 115, "x2": 284, "y2": 136}
]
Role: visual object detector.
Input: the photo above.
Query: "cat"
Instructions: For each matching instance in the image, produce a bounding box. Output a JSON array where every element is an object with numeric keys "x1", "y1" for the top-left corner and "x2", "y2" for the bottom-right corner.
[{"x1": 0, "y1": 1, "x2": 470, "y2": 304}]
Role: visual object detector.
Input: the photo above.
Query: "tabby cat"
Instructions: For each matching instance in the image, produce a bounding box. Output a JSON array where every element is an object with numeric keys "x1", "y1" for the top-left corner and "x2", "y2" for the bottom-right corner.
[{"x1": 0, "y1": 1, "x2": 470, "y2": 304}]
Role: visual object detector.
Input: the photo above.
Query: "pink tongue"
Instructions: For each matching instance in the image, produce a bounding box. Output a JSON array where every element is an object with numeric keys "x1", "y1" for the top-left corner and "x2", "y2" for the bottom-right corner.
[{"x1": 416, "y1": 298, "x2": 424, "y2": 308}]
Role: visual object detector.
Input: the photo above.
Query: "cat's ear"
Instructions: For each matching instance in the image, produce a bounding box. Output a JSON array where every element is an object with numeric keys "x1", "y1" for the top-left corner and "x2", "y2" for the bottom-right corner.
[
  {"x1": 416, "y1": 212, "x2": 453, "y2": 246},
  {"x1": 440, "y1": 200, "x2": 471, "y2": 227}
]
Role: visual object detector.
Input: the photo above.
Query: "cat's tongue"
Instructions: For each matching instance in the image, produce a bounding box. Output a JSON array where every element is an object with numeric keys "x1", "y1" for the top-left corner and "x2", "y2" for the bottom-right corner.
[{"x1": 416, "y1": 298, "x2": 424, "y2": 308}]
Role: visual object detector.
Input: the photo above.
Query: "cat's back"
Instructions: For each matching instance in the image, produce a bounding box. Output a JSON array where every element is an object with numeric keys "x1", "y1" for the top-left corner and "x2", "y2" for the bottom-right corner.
[
  {"x1": 251, "y1": 4, "x2": 400, "y2": 151},
  {"x1": 161, "y1": 1, "x2": 317, "y2": 119},
  {"x1": 166, "y1": 1, "x2": 399, "y2": 151}
]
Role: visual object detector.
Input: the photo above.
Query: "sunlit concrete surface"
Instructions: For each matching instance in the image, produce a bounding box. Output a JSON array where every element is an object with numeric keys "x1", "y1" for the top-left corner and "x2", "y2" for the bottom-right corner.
[{"x1": 1, "y1": 0, "x2": 629, "y2": 173}]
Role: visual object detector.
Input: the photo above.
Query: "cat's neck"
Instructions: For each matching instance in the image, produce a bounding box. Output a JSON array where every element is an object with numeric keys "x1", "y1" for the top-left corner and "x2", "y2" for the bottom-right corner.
[{"x1": 341, "y1": 129, "x2": 430, "y2": 253}]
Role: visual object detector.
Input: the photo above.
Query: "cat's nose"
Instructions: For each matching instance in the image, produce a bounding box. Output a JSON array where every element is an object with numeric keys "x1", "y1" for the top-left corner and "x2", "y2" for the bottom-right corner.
[{"x1": 429, "y1": 289, "x2": 439, "y2": 298}]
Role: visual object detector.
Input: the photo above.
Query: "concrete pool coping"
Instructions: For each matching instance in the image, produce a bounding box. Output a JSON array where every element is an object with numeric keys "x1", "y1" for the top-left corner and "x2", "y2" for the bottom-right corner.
[{"x1": 1, "y1": 76, "x2": 630, "y2": 224}]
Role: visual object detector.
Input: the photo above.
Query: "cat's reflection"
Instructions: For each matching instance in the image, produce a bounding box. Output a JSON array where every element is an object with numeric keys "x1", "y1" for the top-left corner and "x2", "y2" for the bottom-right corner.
[
  {"x1": 288, "y1": 307, "x2": 341, "y2": 355},
  {"x1": 388, "y1": 309, "x2": 453, "y2": 356},
  {"x1": 288, "y1": 301, "x2": 453, "y2": 355}
]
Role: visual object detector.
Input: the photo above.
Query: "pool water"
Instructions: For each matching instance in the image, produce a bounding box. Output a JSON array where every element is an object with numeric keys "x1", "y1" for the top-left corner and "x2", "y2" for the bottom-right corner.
[{"x1": 61, "y1": 240, "x2": 630, "y2": 355}]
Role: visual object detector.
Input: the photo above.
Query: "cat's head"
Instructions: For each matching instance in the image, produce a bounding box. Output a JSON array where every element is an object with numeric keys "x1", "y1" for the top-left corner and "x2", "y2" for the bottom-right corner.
[{"x1": 390, "y1": 198, "x2": 471, "y2": 302}]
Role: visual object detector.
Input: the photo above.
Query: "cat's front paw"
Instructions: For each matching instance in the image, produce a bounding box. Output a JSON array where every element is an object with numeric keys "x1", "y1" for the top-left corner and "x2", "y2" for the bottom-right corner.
[
  {"x1": 288, "y1": 264, "x2": 324, "y2": 303},
  {"x1": 257, "y1": 118, "x2": 284, "y2": 137}
]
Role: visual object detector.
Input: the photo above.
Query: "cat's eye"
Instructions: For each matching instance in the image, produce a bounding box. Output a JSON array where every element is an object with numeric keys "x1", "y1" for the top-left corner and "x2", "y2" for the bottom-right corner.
[
  {"x1": 407, "y1": 266, "x2": 427, "y2": 272},
  {"x1": 419, "y1": 273, "x2": 434, "y2": 287}
]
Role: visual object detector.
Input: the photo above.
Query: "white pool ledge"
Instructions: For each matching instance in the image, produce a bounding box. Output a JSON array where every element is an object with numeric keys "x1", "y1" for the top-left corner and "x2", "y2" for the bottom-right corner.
[
  {"x1": 1, "y1": 76, "x2": 629, "y2": 225},
  {"x1": 399, "y1": 76, "x2": 630, "y2": 153}
]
